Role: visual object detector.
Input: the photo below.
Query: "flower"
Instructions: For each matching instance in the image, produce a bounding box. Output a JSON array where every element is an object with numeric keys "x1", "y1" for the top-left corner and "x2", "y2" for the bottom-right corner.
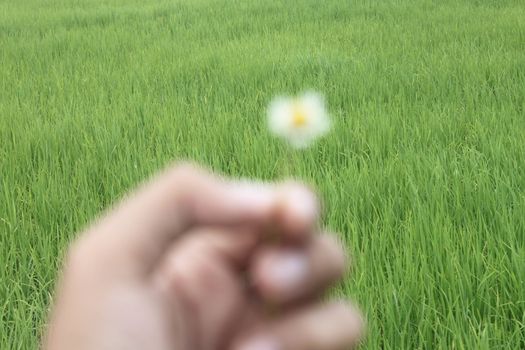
[{"x1": 267, "y1": 91, "x2": 331, "y2": 149}]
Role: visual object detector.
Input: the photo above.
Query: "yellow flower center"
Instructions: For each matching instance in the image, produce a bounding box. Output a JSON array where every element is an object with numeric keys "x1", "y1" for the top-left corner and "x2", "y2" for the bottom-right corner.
[{"x1": 292, "y1": 105, "x2": 307, "y2": 128}]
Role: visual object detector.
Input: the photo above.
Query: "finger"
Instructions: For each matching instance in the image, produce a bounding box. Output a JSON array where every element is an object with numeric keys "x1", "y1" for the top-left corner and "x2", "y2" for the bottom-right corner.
[
  {"x1": 232, "y1": 301, "x2": 365, "y2": 350},
  {"x1": 74, "y1": 164, "x2": 318, "y2": 279},
  {"x1": 251, "y1": 234, "x2": 346, "y2": 304},
  {"x1": 153, "y1": 229, "x2": 248, "y2": 350},
  {"x1": 273, "y1": 183, "x2": 320, "y2": 241},
  {"x1": 156, "y1": 227, "x2": 261, "y2": 277}
]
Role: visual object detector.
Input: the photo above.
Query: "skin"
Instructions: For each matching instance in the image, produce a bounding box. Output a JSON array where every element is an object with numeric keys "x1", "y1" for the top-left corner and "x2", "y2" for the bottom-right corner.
[{"x1": 44, "y1": 164, "x2": 364, "y2": 350}]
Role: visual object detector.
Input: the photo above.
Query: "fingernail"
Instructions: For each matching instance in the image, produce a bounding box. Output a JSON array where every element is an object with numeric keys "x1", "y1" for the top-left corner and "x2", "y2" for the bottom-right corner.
[
  {"x1": 237, "y1": 335, "x2": 281, "y2": 350},
  {"x1": 289, "y1": 185, "x2": 317, "y2": 219},
  {"x1": 280, "y1": 185, "x2": 318, "y2": 230},
  {"x1": 268, "y1": 252, "x2": 308, "y2": 291}
]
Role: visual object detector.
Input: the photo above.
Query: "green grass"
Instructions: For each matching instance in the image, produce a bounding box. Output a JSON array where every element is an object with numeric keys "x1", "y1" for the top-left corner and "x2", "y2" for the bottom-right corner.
[{"x1": 1, "y1": 0, "x2": 525, "y2": 348}]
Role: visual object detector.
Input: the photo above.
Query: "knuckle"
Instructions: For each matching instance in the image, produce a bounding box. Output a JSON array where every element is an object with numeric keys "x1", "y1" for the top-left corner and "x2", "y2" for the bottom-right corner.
[
  {"x1": 168, "y1": 162, "x2": 202, "y2": 181},
  {"x1": 160, "y1": 164, "x2": 204, "y2": 215},
  {"x1": 164, "y1": 163, "x2": 208, "y2": 199}
]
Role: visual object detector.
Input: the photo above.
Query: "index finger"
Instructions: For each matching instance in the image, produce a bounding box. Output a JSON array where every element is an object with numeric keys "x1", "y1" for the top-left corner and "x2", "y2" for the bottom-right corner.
[{"x1": 72, "y1": 164, "x2": 319, "y2": 279}]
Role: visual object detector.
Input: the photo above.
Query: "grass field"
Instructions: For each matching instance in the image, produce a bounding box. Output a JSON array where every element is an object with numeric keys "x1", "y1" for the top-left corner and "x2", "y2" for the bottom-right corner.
[{"x1": 1, "y1": 0, "x2": 525, "y2": 348}]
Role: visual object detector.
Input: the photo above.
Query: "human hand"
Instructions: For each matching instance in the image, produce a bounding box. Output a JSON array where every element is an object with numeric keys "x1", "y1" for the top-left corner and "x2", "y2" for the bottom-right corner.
[{"x1": 45, "y1": 165, "x2": 364, "y2": 350}]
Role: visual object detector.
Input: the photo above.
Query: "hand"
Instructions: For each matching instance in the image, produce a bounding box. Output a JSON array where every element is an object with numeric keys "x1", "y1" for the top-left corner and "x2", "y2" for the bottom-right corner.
[{"x1": 45, "y1": 165, "x2": 364, "y2": 350}]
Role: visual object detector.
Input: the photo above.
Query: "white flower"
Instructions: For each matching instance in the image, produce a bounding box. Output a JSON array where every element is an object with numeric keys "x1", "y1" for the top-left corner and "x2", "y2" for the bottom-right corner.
[{"x1": 267, "y1": 91, "x2": 331, "y2": 149}]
